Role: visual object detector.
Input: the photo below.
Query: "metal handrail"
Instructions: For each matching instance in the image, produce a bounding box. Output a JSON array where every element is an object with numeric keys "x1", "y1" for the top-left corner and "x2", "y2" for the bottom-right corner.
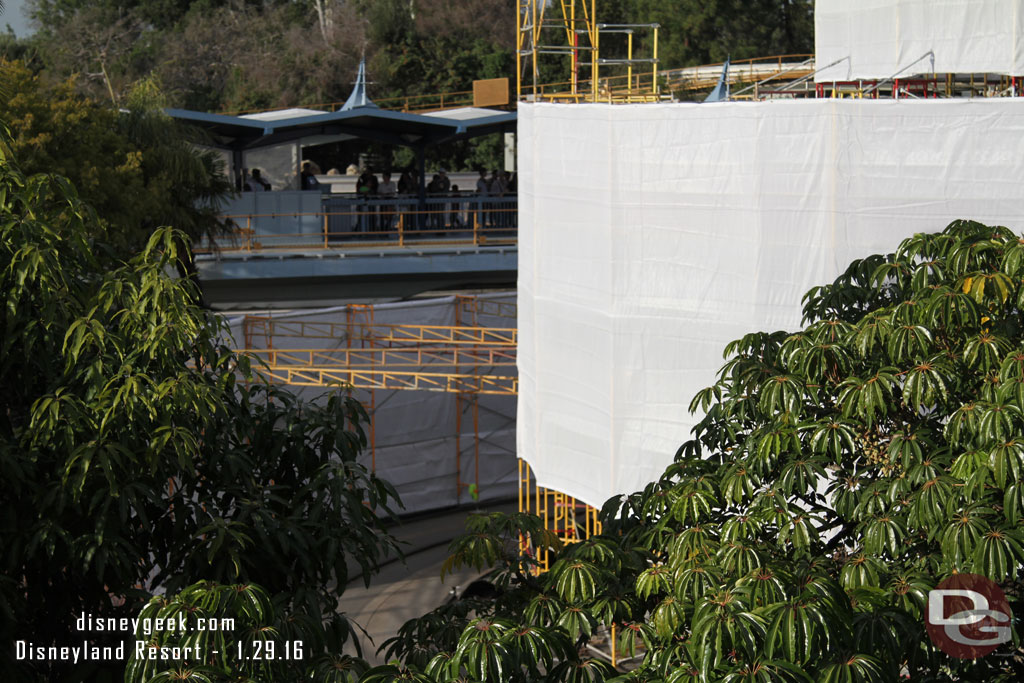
[
  {"x1": 199, "y1": 205, "x2": 518, "y2": 254},
  {"x1": 222, "y1": 54, "x2": 817, "y2": 116}
]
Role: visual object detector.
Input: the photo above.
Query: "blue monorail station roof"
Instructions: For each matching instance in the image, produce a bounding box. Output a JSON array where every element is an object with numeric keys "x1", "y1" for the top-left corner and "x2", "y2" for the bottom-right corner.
[{"x1": 165, "y1": 106, "x2": 517, "y2": 152}]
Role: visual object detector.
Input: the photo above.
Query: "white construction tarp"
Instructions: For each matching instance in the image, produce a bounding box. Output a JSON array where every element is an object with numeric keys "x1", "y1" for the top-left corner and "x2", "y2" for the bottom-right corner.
[
  {"x1": 815, "y1": 0, "x2": 1024, "y2": 82},
  {"x1": 517, "y1": 99, "x2": 1024, "y2": 508}
]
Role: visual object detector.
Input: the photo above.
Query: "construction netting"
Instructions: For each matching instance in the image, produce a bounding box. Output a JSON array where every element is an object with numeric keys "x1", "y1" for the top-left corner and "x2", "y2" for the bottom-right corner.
[
  {"x1": 816, "y1": 0, "x2": 1024, "y2": 82},
  {"x1": 222, "y1": 293, "x2": 518, "y2": 514},
  {"x1": 517, "y1": 99, "x2": 1024, "y2": 508}
]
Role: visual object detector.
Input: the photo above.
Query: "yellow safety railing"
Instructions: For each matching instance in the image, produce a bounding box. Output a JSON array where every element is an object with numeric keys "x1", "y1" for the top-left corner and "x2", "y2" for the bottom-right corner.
[
  {"x1": 221, "y1": 54, "x2": 815, "y2": 117},
  {"x1": 518, "y1": 460, "x2": 602, "y2": 574},
  {"x1": 199, "y1": 207, "x2": 517, "y2": 254}
]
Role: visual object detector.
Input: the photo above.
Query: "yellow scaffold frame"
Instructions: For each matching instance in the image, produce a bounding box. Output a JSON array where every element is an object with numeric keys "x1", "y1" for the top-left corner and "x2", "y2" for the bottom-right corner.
[
  {"x1": 517, "y1": 0, "x2": 662, "y2": 103},
  {"x1": 237, "y1": 300, "x2": 602, "y2": 552}
]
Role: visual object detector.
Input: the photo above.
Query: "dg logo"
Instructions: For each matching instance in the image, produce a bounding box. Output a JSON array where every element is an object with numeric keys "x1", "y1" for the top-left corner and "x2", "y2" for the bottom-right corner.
[{"x1": 926, "y1": 573, "x2": 1013, "y2": 659}]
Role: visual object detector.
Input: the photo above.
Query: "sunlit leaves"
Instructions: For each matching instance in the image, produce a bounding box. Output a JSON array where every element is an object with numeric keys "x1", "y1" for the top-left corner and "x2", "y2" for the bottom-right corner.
[
  {"x1": 672, "y1": 487, "x2": 719, "y2": 524},
  {"x1": 849, "y1": 312, "x2": 892, "y2": 358},
  {"x1": 963, "y1": 332, "x2": 1012, "y2": 371},
  {"x1": 901, "y1": 360, "x2": 949, "y2": 411},
  {"x1": 762, "y1": 596, "x2": 832, "y2": 664},
  {"x1": 636, "y1": 565, "x2": 673, "y2": 600},
  {"x1": 960, "y1": 271, "x2": 1014, "y2": 306},
  {"x1": 552, "y1": 559, "x2": 600, "y2": 603},
  {"x1": 452, "y1": 618, "x2": 515, "y2": 681},
  {"x1": 924, "y1": 286, "x2": 980, "y2": 329},
  {"x1": 840, "y1": 554, "x2": 884, "y2": 590},
  {"x1": 651, "y1": 595, "x2": 687, "y2": 638},
  {"x1": 808, "y1": 420, "x2": 858, "y2": 460},
  {"x1": 837, "y1": 370, "x2": 896, "y2": 426},
  {"x1": 692, "y1": 589, "x2": 765, "y2": 670},
  {"x1": 886, "y1": 324, "x2": 932, "y2": 363},
  {"x1": 972, "y1": 527, "x2": 1024, "y2": 583},
  {"x1": 861, "y1": 515, "x2": 905, "y2": 557},
  {"x1": 721, "y1": 463, "x2": 760, "y2": 504},
  {"x1": 758, "y1": 374, "x2": 806, "y2": 417}
]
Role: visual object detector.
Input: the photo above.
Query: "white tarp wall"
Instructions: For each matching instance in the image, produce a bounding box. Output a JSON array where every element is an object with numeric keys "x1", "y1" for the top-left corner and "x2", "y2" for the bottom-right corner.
[
  {"x1": 815, "y1": 0, "x2": 1024, "y2": 82},
  {"x1": 223, "y1": 294, "x2": 518, "y2": 515},
  {"x1": 518, "y1": 100, "x2": 1024, "y2": 508}
]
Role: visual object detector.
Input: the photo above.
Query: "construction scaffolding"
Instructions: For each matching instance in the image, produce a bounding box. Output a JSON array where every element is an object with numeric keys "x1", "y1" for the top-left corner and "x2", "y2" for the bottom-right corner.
[
  {"x1": 234, "y1": 295, "x2": 602, "y2": 544},
  {"x1": 517, "y1": 0, "x2": 663, "y2": 103}
]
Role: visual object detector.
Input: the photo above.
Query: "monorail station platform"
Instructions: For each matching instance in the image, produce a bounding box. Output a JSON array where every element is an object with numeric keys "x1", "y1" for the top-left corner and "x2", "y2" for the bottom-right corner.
[
  {"x1": 169, "y1": 67, "x2": 518, "y2": 306},
  {"x1": 197, "y1": 241, "x2": 516, "y2": 308}
]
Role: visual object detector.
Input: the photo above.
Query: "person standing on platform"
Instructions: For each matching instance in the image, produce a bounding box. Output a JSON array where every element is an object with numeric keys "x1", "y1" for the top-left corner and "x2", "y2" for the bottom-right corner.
[
  {"x1": 475, "y1": 168, "x2": 490, "y2": 229},
  {"x1": 489, "y1": 169, "x2": 508, "y2": 226},
  {"x1": 398, "y1": 169, "x2": 417, "y2": 230},
  {"x1": 378, "y1": 171, "x2": 397, "y2": 231},
  {"x1": 300, "y1": 161, "x2": 321, "y2": 191},
  {"x1": 246, "y1": 168, "x2": 271, "y2": 192},
  {"x1": 356, "y1": 169, "x2": 378, "y2": 231}
]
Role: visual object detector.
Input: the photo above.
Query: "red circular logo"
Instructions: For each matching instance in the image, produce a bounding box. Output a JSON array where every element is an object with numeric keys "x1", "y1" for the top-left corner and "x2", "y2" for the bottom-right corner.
[{"x1": 926, "y1": 573, "x2": 1012, "y2": 659}]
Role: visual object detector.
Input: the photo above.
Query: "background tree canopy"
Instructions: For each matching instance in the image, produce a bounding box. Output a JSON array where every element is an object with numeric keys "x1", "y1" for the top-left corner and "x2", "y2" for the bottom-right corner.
[
  {"x1": 6, "y1": 1, "x2": 812, "y2": 113},
  {"x1": 0, "y1": 140, "x2": 401, "y2": 681},
  {"x1": 2, "y1": 1, "x2": 813, "y2": 174},
  {"x1": 375, "y1": 220, "x2": 1024, "y2": 682}
]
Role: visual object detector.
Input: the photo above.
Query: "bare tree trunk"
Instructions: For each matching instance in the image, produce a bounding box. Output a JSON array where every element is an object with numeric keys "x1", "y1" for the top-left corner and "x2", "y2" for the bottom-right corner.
[{"x1": 313, "y1": 0, "x2": 333, "y2": 42}]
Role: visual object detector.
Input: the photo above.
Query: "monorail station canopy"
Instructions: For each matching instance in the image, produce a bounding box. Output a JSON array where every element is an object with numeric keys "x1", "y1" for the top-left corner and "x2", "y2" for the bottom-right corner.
[
  {"x1": 165, "y1": 65, "x2": 516, "y2": 193},
  {"x1": 167, "y1": 105, "x2": 516, "y2": 159}
]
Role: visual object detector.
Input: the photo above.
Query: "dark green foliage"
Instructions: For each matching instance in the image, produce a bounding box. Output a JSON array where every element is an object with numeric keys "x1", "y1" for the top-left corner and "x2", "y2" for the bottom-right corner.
[
  {"x1": 387, "y1": 221, "x2": 1024, "y2": 681},
  {"x1": 125, "y1": 582, "x2": 376, "y2": 682},
  {"x1": 0, "y1": 143, "x2": 401, "y2": 681},
  {"x1": 634, "y1": 0, "x2": 814, "y2": 68},
  {"x1": 0, "y1": 61, "x2": 232, "y2": 271}
]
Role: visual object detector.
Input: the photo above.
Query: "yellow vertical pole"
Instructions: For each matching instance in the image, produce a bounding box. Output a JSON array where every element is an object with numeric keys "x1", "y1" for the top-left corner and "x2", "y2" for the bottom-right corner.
[
  {"x1": 456, "y1": 391, "x2": 463, "y2": 502},
  {"x1": 571, "y1": 0, "x2": 577, "y2": 96},
  {"x1": 473, "y1": 396, "x2": 480, "y2": 497},
  {"x1": 591, "y1": 3, "x2": 598, "y2": 102},
  {"x1": 532, "y1": 0, "x2": 539, "y2": 99},
  {"x1": 627, "y1": 31, "x2": 633, "y2": 98},
  {"x1": 518, "y1": 459, "x2": 525, "y2": 514},
  {"x1": 652, "y1": 26, "x2": 659, "y2": 95},
  {"x1": 516, "y1": 0, "x2": 521, "y2": 100},
  {"x1": 322, "y1": 213, "x2": 328, "y2": 248}
]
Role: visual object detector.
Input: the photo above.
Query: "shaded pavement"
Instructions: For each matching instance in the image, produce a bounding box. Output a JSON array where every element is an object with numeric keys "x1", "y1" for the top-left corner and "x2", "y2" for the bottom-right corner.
[{"x1": 338, "y1": 499, "x2": 516, "y2": 666}]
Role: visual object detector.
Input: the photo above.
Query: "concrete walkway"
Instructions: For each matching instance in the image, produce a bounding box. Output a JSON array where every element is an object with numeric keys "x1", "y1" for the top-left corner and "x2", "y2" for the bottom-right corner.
[{"x1": 338, "y1": 499, "x2": 516, "y2": 665}]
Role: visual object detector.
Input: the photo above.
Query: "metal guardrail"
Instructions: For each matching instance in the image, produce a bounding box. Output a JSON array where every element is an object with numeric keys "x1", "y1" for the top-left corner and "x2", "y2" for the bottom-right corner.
[
  {"x1": 201, "y1": 196, "x2": 518, "y2": 254},
  {"x1": 222, "y1": 54, "x2": 817, "y2": 116}
]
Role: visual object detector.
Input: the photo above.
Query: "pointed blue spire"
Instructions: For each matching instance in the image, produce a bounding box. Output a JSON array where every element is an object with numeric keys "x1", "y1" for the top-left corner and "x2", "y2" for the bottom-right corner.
[
  {"x1": 342, "y1": 58, "x2": 378, "y2": 111},
  {"x1": 704, "y1": 56, "x2": 731, "y2": 103}
]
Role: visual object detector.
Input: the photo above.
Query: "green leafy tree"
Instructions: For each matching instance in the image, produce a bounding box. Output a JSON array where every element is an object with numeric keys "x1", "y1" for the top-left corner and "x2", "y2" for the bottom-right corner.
[
  {"x1": 632, "y1": 0, "x2": 814, "y2": 69},
  {"x1": 1, "y1": 60, "x2": 233, "y2": 298},
  {"x1": 383, "y1": 220, "x2": 1024, "y2": 682},
  {"x1": 0, "y1": 141, "x2": 401, "y2": 681}
]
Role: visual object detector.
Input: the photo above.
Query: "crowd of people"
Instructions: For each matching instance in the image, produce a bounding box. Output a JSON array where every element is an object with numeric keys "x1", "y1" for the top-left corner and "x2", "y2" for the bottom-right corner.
[
  {"x1": 240, "y1": 165, "x2": 516, "y2": 197},
  {"x1": 239, "y1": 164, "x2": 516, "y2": 233}
]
